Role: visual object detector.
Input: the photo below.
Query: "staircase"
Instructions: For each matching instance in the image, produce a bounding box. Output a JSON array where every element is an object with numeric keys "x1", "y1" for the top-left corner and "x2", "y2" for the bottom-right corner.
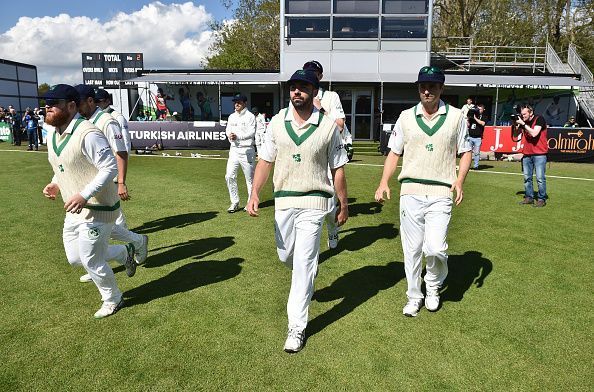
[
  {"x1": 568, "y1": 44, "x2": 594, "y2": 125},
  {"x1": 353, "y1": 141, "x2": 381, "y2": 157}
]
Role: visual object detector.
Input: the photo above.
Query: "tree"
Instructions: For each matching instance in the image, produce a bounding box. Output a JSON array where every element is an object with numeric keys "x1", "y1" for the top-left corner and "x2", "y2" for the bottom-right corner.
[
  {"x1": 204, "y1": 0, "x2": 280, "y2": 70},
  {"x1": 38, "y1": 83, "x2": 50, "y2": 106}
]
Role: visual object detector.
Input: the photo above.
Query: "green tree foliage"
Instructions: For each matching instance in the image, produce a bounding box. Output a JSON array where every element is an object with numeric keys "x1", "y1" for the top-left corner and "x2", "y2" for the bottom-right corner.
[
  {"x1": 204, "y1": 0, "x2": 280, "y2": 70},
  {"x1": 433, "y1": 0, "x2": 593, "y2": 70},
  {"x1": 38, "y1": 83, "x2": 50, "y2": 106}
]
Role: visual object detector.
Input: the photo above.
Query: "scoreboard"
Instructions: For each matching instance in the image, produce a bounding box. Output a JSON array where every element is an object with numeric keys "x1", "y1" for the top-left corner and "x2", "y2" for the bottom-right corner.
[{"x1": 82, "y1": 53, "x2": 143, "y2": 87}]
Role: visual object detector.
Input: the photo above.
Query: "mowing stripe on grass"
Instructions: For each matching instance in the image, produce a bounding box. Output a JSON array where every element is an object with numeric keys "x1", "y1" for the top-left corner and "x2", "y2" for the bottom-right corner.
[{"x1": 2, "y1": 149, "x2": 594, "y2": 182}]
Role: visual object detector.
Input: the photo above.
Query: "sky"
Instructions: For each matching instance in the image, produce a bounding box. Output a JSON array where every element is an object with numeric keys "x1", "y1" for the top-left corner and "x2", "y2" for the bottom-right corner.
[{"x1": 0, "y1": 1, "x2": 234, "y2": 85}]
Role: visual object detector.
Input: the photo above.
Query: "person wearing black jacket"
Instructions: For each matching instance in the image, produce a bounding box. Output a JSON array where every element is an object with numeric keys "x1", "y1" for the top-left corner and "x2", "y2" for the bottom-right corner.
[
  {"x1": 10, "y1": 107, "x2": 22, "y2": 146},
  {"x1": 468, "y1": 104, "x2": 486, "y2": 169}
]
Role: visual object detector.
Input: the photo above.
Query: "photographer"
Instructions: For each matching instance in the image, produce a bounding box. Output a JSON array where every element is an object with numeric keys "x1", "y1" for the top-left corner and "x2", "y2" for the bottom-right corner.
[
  {"x1": 467, "y1": 103, "x2": 486, "y2": 169},
  {"x1": 515, "y1": 104, "x2": 548, "y2": 207}
]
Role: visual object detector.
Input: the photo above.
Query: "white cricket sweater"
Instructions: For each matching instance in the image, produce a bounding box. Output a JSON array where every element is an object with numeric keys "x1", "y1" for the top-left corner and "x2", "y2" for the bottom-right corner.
[
  {"x1": 397, "y1": 104, "x2": 464, "y2": 198},
  {"x1": 269, "y1": 108, "x2": 337, "y2": 210},
  {"x1": 47, "y1": 118, "x2": 121, "y2": 223}
]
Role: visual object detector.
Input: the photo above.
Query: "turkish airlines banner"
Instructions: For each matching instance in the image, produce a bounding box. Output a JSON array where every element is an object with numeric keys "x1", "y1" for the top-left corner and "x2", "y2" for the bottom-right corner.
[
  {"x1": 129, "y1": 121, "x2": 230, "y2": 149},
  {"x1": 481, "y1": 126, "x2": 594, "y2": 163}
]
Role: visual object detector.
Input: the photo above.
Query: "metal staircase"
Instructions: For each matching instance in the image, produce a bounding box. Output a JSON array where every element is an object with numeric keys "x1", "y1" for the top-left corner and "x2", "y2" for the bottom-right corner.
[{"x1": 567, "y1": 44, "x2": 594, "y2": 125}]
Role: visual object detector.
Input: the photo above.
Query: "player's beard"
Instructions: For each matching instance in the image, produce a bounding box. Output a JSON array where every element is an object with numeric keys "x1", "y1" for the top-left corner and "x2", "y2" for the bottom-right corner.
[
  {"x1": 45, "y1": 108, "x2": 71, "y2": 128},
  {"x1": 291, "y1": 94, "x2": 312, "y2": 109}
]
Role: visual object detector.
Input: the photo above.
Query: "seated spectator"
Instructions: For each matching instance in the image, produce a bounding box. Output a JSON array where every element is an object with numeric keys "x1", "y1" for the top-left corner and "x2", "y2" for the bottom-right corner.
[
  {"x1": 563, "y1": 116, "x2": 579, "y2": 128},
  {"x1": 136, "y1": 110, "x2": 148, "y2": 121}
]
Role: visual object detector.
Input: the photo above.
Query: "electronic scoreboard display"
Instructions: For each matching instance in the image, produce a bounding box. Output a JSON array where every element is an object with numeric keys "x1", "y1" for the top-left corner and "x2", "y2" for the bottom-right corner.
[{"x1": 82, "y1": 53, "x2": 143, "y2": 87}]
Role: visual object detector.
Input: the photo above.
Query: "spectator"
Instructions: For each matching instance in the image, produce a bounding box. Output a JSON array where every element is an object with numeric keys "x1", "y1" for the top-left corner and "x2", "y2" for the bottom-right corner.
[
  {"x1": 178, "y1": 86, "x2": 194, "y2": 120},
  {"x1": 136, "y1": 110, "x2": 148, "y2": 121},
  {"x1": 9, "y1": 107, "x2": 22, "y2": 146},
  {"x1": 35, "y1": 108, "x2": 45, "y2": 145},
  {"x1": 154, "y1": 88, "x2": 172, "y2": 120},
  {"x1": 196, "y1": 91, "x2": 213, "y2": 120},
  {"x1": 23, "y1": 109, "x2": 39, "y2": 151},
  {"x1": 563, "y1": 116, "x2": 578, "y2": 128}
]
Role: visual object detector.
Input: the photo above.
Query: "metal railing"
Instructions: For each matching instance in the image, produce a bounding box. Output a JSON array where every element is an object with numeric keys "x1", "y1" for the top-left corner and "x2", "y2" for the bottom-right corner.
[
  {"x1": 545, "y1": 43, "x2": 573, "y2": 74},
  {"x1": 568, "y1": 44, "x2": 594, "y2": 122}
]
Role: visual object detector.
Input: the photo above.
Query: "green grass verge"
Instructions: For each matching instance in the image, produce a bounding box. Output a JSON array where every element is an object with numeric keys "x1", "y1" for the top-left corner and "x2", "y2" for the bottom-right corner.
[{"x1": 0, "y1": 141, "x2": 592, "y2": 391}]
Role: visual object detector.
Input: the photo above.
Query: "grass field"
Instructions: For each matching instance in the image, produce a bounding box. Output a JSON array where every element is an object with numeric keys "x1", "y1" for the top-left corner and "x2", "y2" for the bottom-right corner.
[{"x1": 1, "y1": 142, "x2": 593, "y2": 391}]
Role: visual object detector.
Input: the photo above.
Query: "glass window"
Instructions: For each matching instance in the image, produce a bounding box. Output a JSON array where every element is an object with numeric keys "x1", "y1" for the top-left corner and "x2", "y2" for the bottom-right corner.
[
  {"x1": 287, "y1": 17, "x2": 330, "y2": 38},
  {"x1": 381, "y1": 17, "x2": 427, "y2": 38},
  {"x1": 333, "y1": 17, "x2": 379, "y2": 38},
  {"x1": 383, "y1": 0, "x2": 428, "y2": 14},
  {"x1": 334, "y1": 0, "x2": 379, "y2": 14},
  {"x1": 286, "y1": 0, "x2": 331, "y2": 14},
  {"x1": 354, "y1": 116, "x2": 371, "y2": 139},
  {"x1": 356, "y1": 92, "x2": 372, "y2": 114}
]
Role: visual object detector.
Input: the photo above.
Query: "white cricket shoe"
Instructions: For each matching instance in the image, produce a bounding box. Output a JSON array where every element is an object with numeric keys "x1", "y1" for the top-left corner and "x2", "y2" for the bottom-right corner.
[
  {"x1": 284, "y1": 328, "x2": 305, "y2": 353},
  {"x1": 125, "y1": 243, "x2": 137, "y2": 277},
  {"x1": 227, "y1": 202, "x2": 240, "y2": 213},
  {"x1": 79, "y1": 273, "x2": 92, "y2": 283},
  {"x1": 425, "y1": 288, "x2": 441, "y2": 312},
  {"x1": 94, "y1": 298, "x2": 124, "y2": 319},
  {"x1": 135, "y1": 235, "x2": 149, "y2": 265},
  {"x1": 402, "y1": 298, "x2": 423, "y2": 317}
]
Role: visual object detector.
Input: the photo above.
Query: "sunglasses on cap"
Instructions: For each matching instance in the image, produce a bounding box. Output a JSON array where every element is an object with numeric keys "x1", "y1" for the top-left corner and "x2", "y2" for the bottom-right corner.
[{"x1": 419, "y1": 66, "x2": 442, "y2": 75}]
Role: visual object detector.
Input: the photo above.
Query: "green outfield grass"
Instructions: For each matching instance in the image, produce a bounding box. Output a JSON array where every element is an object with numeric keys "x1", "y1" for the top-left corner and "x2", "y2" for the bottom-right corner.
[{"x1": 1, "y1": 142, "x2": 592, "y2": 391}]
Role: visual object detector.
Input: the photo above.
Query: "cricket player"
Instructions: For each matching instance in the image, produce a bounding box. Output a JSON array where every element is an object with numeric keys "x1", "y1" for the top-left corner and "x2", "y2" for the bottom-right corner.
[
  {"x1": 302, "y1": 60, "x2": 351, "y2": 249},
  {"x1": 247, "y1": 69, "x2": 348, "y2": 353},
  {"x1": 374, "y1": 66, "x2": 471, "y2": 317},
  {"x1": 75, "y1": 85, "x2": 148, "y2": 283},
  {"x1": 225, "y1": 94, "x2": 256, "y2": 213},
  {"x1": 42, "y1": 84, "x2": 136, "y2": 319},
  {"x1": 95, "y1": 89, "x2": 130, "y2": 152}
]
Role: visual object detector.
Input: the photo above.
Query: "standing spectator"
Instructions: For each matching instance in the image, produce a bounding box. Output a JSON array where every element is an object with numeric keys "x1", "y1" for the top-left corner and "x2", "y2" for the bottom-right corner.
[
  {"x1": 196, "y1": 91, "x2": 213, "y2": 120},
  {"x1": 516, "y1": 104, "x2": 548, "y2": 207},
  {"x1": 23, "y1": 108, "x2": 39, "y2": 150},
  {"x1": 225, "y1": 94, "x2": 256, "y2": 213},
  {"x1": 374, "y1": 66, "x2": 471, "y2": 317},
  {"x1": 468, "y1": 104, "x2": 486, "y2": 169},
  {"x1": 246, "y1": 69, "x2": 348, "y2": 353},
  {"x1": 36, "y1": 108, "x2": 45, "y2": 145},
  {"x1": 9, "y1": 107, "x2": 22, "y2": 146},
  {"x1": 178, "y1": 86, "x2": 194, "y2": 121}
]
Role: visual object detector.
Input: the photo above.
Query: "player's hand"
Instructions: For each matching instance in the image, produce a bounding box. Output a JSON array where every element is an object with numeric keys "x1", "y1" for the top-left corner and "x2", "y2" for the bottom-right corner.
[
  {"x1": 451, "y1": 181, "x2": 464, "y2": 205},
  {"x1": 229, "y1": 133, "x2": 237, "y2": 141},
  {"x1": 43, "y1": 183, "x2": 59, "y2": 200},
  {"x1": 374, "y1": 183, "x2": 390, "y2": 204},
  {"x1": 118, "y1": 183, "x2": 130, "y2": 201},
  {"x1": 335, "y1": 203, "x2": 349, "y2": 226},
  {"x1": 64, "y1": 193, "x2": 88, "y2": 214},
  {"x1": 246, "y1": 196, "x2": 259, "y2": 217}
]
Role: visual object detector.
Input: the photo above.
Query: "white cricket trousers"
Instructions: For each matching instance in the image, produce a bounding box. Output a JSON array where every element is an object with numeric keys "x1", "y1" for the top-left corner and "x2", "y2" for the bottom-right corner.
[
  {"x1": 225, "y1": 147, "x2": 255, "y2": 204},
  {"x1": 62, "y1": 215, "x2": 125, "y2": 304},
  {"x1": 275, "y1": 208, "x2": 326, "y2": 330},
  {"x1": 399, "y1": 195, "x2": 452, "y2": 300},
  {"x1": 110, "y1": 210, "x2": 144, "y2": 249}
]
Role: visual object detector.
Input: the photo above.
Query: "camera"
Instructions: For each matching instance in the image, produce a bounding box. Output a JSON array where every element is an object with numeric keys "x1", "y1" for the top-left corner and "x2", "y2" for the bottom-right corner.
[
  {"x1": 509, "y1": 104, "x2": 521, "y2": 122},
  {"x1": 466, "y1": 105, "x2": 480, "y2": 120}
]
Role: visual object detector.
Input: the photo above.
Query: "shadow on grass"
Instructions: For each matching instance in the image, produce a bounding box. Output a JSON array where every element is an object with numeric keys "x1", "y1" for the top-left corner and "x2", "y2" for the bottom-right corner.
[
  {"x1": 124, "y1": 258, "x2": 243, "y2": 307},
  {"x1": 441, "y1": 251, "x2": 493, "y2": 303},
  {"x1": 349, "y1": 200, "x2": 383, "y2": 217},
  {"x1": 307, "y1": 261, "x2": 404, "y2": 338},
  {"x1": 319, "y1": 223, "x2": 398, "y2": 264},
  {"x1": 144, "y1": 236, "x2": 235, "y2": 268},
  {"x1": 515, "y1": 190, "x2": 547, "y2": 200},
  {"x1": 258, "y1": 199, "x2": 275, "y2": 209},
  {"x1": 131, "y1": 212, "x2": 218, "y2": 234}
]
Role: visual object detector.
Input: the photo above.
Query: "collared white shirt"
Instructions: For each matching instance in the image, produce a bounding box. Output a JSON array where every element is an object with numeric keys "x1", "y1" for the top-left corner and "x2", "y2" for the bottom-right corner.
[
  {"x1": 226, "y1": 107, "x2": 256, "y2": 148},
  {"x1": 89, "y1": 107, "x2": 127, "y2": 153},
  {"x1": 259, "y1": 107, "x2": 348, "y2": 170},
  {"x1": 388, "y1": 100, "x2": 471, "y2": 155}
]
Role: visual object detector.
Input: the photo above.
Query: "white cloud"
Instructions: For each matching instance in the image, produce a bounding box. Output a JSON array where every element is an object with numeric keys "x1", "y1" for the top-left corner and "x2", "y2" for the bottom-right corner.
[{"x1": 0, "y1": 1, "x2": 215, "y2": 85}]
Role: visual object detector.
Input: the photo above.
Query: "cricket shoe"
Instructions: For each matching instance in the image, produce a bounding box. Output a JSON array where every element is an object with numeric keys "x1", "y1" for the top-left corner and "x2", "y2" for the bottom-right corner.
[
  {"x1": 134, "y1": 235, "x2": 149, "y2": 265},
  {"x1": 402, "y1": 298, "x2": 423, "y2": 317},
  {"x1": 125, "y1": 243, "x2": 136, "y2": 277},
  {"x1": 425, "y1": 288, "x2": 441, "y2": 312},
  {"x1": 94, "y1": 298, "x2": 124, "y2": 319},
  {"x1": 79, "y1": 273, "x2": 92, "y2": 283},
  {"x1": 227, "y1": 202, "x2": 241, "y2": 213},
  {"x1": 284, "y1": 328, "x2": 305, "y2": 353}
]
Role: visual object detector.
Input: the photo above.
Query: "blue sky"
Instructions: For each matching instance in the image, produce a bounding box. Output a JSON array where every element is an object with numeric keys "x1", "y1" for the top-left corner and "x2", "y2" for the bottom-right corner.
[
  {"x1": 0, "y1": 0, "x2": 232, "y2": 33},
  {"x1": 0, "y1": 1, "x2": 235, "y2": 84}
]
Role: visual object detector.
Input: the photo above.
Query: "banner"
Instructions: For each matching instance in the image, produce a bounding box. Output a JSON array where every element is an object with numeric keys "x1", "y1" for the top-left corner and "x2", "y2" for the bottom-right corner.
[
  {"x1": 0, "y1": 122, "x2": 11, "y2": 142},
  {"x1": 129, "y1": 121, "x2": 230, "y2": 149},
  {"x1": 481, "y1": 126, "x2": 594, "y2": 163}
]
